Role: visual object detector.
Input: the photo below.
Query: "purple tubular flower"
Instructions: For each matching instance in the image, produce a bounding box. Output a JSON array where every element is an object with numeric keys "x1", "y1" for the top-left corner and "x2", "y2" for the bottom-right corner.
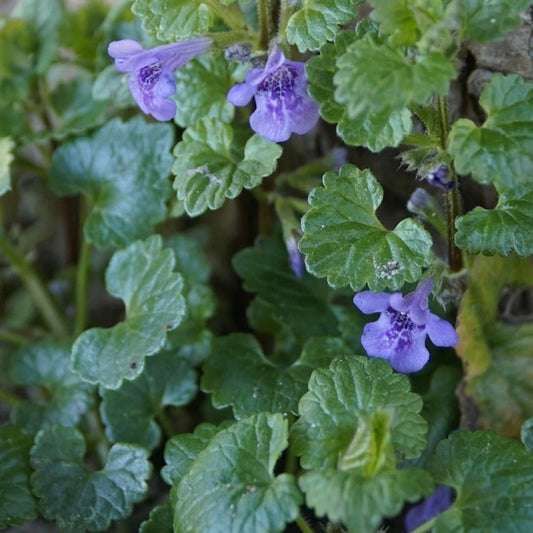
[
  {"x1": 424, "y1": 165, "x2": 455, "y2": 190},
  {"x1": 108, "y1": 37, "x2": 212, "y2": 121},
  {"x1": 353, "y1": 277, "x2": 458, "y2": 373},
  {"x1": 227, "y1": 46, "x2": 320, "y2": 142},
  {"x1": 405, "y1": 485, "x2": 454, "y2": 532}
]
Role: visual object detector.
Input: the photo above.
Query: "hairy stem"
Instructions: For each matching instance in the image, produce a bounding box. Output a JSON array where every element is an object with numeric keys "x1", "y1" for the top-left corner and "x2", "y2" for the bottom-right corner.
[
  {"x1": 74, "y1": 237, "x2": 91, "y2": 336},
  {"x1": 0, "y1": 235, "x2": 69, "y2": 338},
  {"x1": 296, "y1": 514, "x2": 315, "y2": 533}
]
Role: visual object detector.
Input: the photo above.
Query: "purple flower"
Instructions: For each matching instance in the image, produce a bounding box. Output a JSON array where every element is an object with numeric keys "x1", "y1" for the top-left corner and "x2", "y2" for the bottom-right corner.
[
  {"x1": 108, "y1": 38, "x2": 211, "y2": 121},
  {"x1": 422, "y1": 165, "x2": 455, "y2": 190},
  {"x1": 227, "y1": 46, "x2": 320, "y2": 142},
  {"x1": 405, "y1": 485, "x2": 454, "y2": 532},
  {"x1": 353, "y1": 277, "x2": 458, "y2": 373},
  {"x1": 286, "y1": 235, "x2": 304, "y2": 278}
]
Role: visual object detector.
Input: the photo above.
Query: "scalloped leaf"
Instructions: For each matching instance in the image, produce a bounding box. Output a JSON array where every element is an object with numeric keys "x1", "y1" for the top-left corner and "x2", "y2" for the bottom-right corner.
[
  {"x1": 335, "y1": 34, "x2": 456, "y2": 118},
  {"x1": 299, "y1": 467, "x2": 433, "y2": 533},
  {"x1": 455, "y1": 188, "x2": 533, "y2": 256},
  {"x1": 131, "y1": 0, "x2": 214, "y2": 40},
  {"x1": 172, "y1": 118, "x2": 282, "y2": 217},
  {"x1": 299, "y1": 164, "x2": 433, "y2": 291},
  {"x1": 173, "y1": 413, "x2": 302, "y2": 533},
  {"x1": 72, "y1": 235, "x2": 186, "y2": 389},
  {"x1": 30, "y1": 425, "x2": 151, "y2": 533},
  {"x1": 429, "y1": 430, "x2": 533, "y2": 532},
  {"x1": 448, "y1": 73, "x2": 533, "y2": 192},
  {"x1": 202, "y1": 334, "x2": 349, "y2": 419},
  {"x1": 139, "y1": 502, "x2": 173, "y2": 533},
  {"x1": 444, "y1": 0, "x2": 531, "y2": 44},
  {"x1": 100, "y1": 352, "x2": 197, "y2": 450},
  {"x1": 0, "y1": 426, "x2": 36, "y2": 528},
  {"x1": 10, "y1": 340, "x2": 95, "y2": 433},
  {"x1": 306, "y1": 30, "x2": 412, "y2": 151},
  {"x1": 286, "y1": 0, "x2": 364, "y2": 51},
  {"x1": 49, "y1": 117, "x2": 173, "y2": 248},
  {"x1": 292, "y1": 356, "x2": 427, "y2": 471}
]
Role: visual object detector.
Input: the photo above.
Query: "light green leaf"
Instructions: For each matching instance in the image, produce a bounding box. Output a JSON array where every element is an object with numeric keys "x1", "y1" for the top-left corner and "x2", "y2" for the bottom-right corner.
[
  {"x1": 444, "y1": 0, "x2": 531, "y2": 44},
  {"x1": 100, "y1": 352, "x2": 197, "y2": 450},
  {"x1": 172, "y1": 118, "x2": 282, "y2": 217},
  {"x1": 292, "y1": 356, "x2": 427, "y2": 470},
  {"x1": 232, "y1": 235, "x2": 339, "y2": 348},
  {"x1": 0, "y1": 136, "x2": 14, "y2": 196},
  {"x1": 92, "y1": 65, "x2": 134, "y2": 108},
  {"x1": 132, "y1": 0, "x2": 214, "y2": 40},
  {"x1": 430, "y1": 430, "x2": 533, "y2": 532},
  {"x1": 0, "y1": 426, "x2": 36, "y2": 528},
  {"x1": 173, "y1": 413, "x2": 302, "y2": 533},
  {"x1": 300, "y1": 164, "x2": 433, "y2": 291},
  {"x1": 49, "y1": 117, "x2": 173, "y2": 248},
  {"x1": 448, "y1": 73, "x2": 533, "y2": 192},
  {"x1": 299, "y1": 467, "x2": 433, "y2": 533},
  {"x1": 455, "y1": 188, "x2": 533, "y2": 256},
  {"x1": 174, "y1": 53, "x2": 246, "y2": 128},
  {"x1": 139, "y1": 502, "x2": 173, "y2": 533},
  {"x1": 72, "y1": 235, "x2": 186, "y2": 389},
  {"x1": 10, "y1": 340, "x2": 95, "y2": 433},
  {"x1": 202, "y1": 334, "x2": 349, "y2": 419},
  {"x1": 30, "y1": 425, "x2": 151, "y2": 533},
  {"x1": 335, "y1": 34, "x2": 456, "y2": 118},
  {"x1": 286, "y1": 0, "x2": 364, "y2": 51}
]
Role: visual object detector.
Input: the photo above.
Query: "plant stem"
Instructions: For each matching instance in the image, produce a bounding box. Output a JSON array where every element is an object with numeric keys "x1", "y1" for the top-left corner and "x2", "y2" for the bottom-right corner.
[
  {"x1": 157, "y1": 409, "x2": 175, "y2": 439},
  {"x1": 296, "y1": 514, "x2": 315, "y2": 533},
  {"x1": 0, "y1": 235, "x2": 69, "y2": 338},
  {"x1": 410, "y1": 517, "x2": 436, "y2": 533},
  {"x1": 74, "y1": 237, "x2": 91, "y2": 336},
  {"x1": 204, "y1": 0, "x2": 248, "y2": 31},
  {"x1": 257, "y1": 0, "x2": 270, "y2": 49},
  {"x1": 0, "y1": 329, "x2": 29, "y2": 346}
]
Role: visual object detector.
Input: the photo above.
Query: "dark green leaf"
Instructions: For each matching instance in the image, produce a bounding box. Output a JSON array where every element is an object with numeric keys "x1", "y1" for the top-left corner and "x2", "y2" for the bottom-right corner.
[
  {"x1": 139, "y1": 502, "x2": 173, "y2": 533},
  {"x1": 49, "y1": 117, "x2": 173, "y2": 248},
  {"x1": 30, "y1": 425, "x2": 151, "y2": 533},
  {"x1": 430, "y1": 430, "x2": 533, "y2": 532},
  {"x1": 0, "y1": 426, "x2": 36, "y2": 528},
  {"x1": 292, "y1": 356, "x2": 427, "y2": 470},
  {"x1": 173, "y1": 118, "x2": 282, "y2": 216},
  {"x1": 72, "y1": 235, "x2": 186, "y2": 389},
  {"x1": 448, "y1": 73, "x2": 533, "y2": 192},
  {"x1": 100, "y1": 352, "x2": 197, "y2": 450},
  {"x1": 202, "y1": 334, "x2": 349, "y2": 419},
  {"x1": 300, "y1": 164, "x2": 433, "y2": 291},
  {"x1": 173, "y1": 413, "x2": 302, "y2": 533},
  {"x1": 10, "y1": 340, "x2": 95, "y2": 433}
]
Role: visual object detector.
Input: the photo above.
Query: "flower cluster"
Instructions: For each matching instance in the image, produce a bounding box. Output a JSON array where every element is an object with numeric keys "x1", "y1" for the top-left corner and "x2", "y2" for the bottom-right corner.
[
  {"x1": 227, "y1": 46, "x2": 320, "y2": 142},
  {"x1": 108, "y1": 37, "x2": 212, "y2": 121},
  {"x1": 353, "y1": 277, "x2": 458, "y2": 373}
]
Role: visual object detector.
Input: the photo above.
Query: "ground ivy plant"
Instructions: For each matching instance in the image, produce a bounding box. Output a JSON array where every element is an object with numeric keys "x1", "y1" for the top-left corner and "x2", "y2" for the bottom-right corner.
[{"x1": 1, "y1": 0, "x2": 533, "y2": 532}]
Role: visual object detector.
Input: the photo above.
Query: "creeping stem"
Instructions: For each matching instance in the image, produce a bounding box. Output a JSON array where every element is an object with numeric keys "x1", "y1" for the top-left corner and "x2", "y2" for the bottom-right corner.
[{"x1": 0, "y1": 235, "x2": 69, "y2": 338}]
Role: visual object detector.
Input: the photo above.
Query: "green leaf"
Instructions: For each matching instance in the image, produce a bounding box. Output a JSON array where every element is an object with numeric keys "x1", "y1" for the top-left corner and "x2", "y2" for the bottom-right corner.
[
  {"x1": 30, "y1": 425, "x2": 151, "y2": 533},
  {"x1": 429, "y1": 430, "x2": 533, "y2": 532},
  {"x1": 335, "y1": 34, "x2": 456, "y2": 118},
  {"x1": 202, "y1": 334, "x2": 349, "y2": 419},
  {"x1": 172, "y1": 118, "x2": 282, "y2": 217},
  {"x1": 10, "y1": 340, "x2": 95, "y2": 433},
  {"x1": 292, "y1": 356, "x2": 427, "y2": 470},
  {"x1": 0, "y1": 136, "x2": 14, "y2": 196},
  {"x1": 232, "y1": 235, "x2": 339, "y2": 348},
  {"x1": 162, "y1": 422, "x2": 227, "y2": 485},
  {"x1": 49, "y1": 117, "x2": 173, "y2": 248},
  {"x1": 139, "y1": 502, "x2": 173, "y2": 533},
  {"x1": 444, "y1": 0, "x2": 531, "y2": 44},
  {"x1": 100, "y1": 352, "x2": 197, "y2": 450},
  {"x1": 286, "y1": 0, "x2": 364, "y2": 52},
  {"x1": 455, "y1": 254, "x2": 533, "y2": 436},
  {"x1": 448, "y1": 73, "x2": 533, "y2": 192},
  {"x1": 300, "y1": 164, "x2": 433, "y2": 291},
  {"x1": 299, "y1": 467, "x2": 433, "y2": 533},
  {"x1": 455, "y1": 188, "x2": 533, "y2": 256},
  {"x1": 72, "y1": 235, "x2": 186, "y2": 389},
  {"x1": 174, "y1": 53, "x2": 246, "y2": 128},
  {"x1": 173, "y1": 413, "x2": 302, "y2": 533},
  {"x1": 369, "y1": 0, "x2": 445, "y2": 46},
  {"x1": 92, "y1": 65, "x2": 134, "y2": 108},
  {"x1": 0, "y1": 426, "x2": 36, "y2": 528},
  {"x1": 132, "y1": 0, "x2": 214, "y2": 41},
  {"x1": 306, "y1": 30, "x2": 412, "y2": 151},
  {"x1": 521, "y1": 418, "x2": 533, "y2": 452}
]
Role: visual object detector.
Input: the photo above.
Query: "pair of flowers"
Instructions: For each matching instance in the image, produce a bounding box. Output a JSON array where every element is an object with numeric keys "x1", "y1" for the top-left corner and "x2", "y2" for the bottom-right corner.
[{"x1": 108, "y1": 38, "x2": 319, "y2": 143}]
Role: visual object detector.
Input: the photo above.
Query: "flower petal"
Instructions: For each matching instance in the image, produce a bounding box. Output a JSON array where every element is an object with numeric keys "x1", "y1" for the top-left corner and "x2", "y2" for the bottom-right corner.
[
  {"x1": 227, "y1": 82, "x2": 256, "y2": 106},
  {"x1": 353, "y1": 291, "x2": 391, "y2": 314},
  {"x1": 387, "y1": 333, "x2": 429, "y2": 373},
  {"x1": 426, "y1": 313, "x2": 458, "y2": 347},
  {"x1": 108, "y1": 40, "x2": 147, "y2": 72}
]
